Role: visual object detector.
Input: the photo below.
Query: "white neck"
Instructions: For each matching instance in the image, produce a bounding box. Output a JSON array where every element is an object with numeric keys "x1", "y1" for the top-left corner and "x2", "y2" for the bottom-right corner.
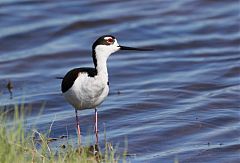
[
  {"x1": 93, "y1": 42, "x2": 120, "y2": 82},
  {"x1": 95, "y1": 50, "x2": 111, "y2": 83},
  {"x1": 96, "y1": 56, "x2": 108, "y2": 77}
]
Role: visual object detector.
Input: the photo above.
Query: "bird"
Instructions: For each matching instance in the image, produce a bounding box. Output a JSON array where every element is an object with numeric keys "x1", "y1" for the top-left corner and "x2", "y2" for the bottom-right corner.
[{"x1": 61, "y1": 35, "x2": 151, "y2": 145}]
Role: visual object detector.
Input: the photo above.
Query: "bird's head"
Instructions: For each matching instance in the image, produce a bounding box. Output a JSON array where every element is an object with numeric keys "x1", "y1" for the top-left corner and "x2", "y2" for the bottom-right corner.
[{"x1": 92, "y1": 35, "x2": 152, "y2": 67}]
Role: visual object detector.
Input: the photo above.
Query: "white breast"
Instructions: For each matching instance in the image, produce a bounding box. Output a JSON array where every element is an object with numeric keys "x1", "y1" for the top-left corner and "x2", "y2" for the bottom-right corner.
[{"x1": 63, "y1": 73, "x2": 109, "y2": 110}]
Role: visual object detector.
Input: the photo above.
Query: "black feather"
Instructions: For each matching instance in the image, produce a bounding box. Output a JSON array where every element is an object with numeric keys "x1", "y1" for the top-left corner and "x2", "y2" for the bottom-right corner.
[
  {"x1": 61, "y1": 68, "x2": 97, "y2": 93},
  {"x1": 56, "y1": 77, "x2": 64, "y2": 79}
]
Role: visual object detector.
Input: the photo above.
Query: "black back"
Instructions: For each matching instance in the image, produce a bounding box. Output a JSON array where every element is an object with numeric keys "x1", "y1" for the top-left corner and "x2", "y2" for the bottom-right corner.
[{"x1": 61, "y1": 67, "x2": 97, "y2": 93}]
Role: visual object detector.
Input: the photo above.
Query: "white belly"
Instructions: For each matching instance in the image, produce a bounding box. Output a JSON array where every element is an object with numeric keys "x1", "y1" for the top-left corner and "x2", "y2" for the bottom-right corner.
[{"x1": 63, "y1": 73, "x2": 109, "y2": 110}]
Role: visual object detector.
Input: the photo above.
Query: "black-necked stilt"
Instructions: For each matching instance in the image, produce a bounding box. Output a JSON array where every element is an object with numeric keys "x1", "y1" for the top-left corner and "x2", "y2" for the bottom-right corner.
[{"x1": 61, "y1": 35, "x2": 151, "y2": 145}]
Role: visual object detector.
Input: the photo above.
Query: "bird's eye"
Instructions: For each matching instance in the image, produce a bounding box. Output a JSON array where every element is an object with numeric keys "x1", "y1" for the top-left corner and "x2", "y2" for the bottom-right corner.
[{"x1": 107, "y1": 38, "x2": 114, "y2": 43}]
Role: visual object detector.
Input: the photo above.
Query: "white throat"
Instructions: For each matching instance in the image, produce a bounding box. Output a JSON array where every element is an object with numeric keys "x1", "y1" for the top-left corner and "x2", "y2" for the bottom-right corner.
[
  {"x1": 94, "y1": 41, "x2": 120, "y2": 77},
  {"x1": 94, "y1": 48, "x2": 112, "y2": 85},
  {"x1": 95, "y1": 40, "x2": 120, "y2": 75},
  {"x1": 96, "y1": 52, "x2": 109, "y2": 77}
]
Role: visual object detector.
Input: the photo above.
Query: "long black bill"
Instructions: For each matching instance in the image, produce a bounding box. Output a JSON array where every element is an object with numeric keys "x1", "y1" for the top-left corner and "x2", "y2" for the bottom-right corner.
[{"x1": 118, "y1": 45, "x2": 153, "y2": 51}]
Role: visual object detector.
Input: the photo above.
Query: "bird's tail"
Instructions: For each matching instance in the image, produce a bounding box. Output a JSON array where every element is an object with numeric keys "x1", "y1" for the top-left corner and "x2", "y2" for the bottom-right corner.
[{"x1": 55, "y1": 77, "x2": 64, "y2": 79}]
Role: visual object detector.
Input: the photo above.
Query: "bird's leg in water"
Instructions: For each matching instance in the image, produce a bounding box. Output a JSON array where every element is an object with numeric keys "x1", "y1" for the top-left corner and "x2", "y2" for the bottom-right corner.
[
  {"x1": 94, "y1": 108, "x2": 99, "y2": 144},
  {"x1": 75, "y1": 109, "x2": 81, "y2": 145}
]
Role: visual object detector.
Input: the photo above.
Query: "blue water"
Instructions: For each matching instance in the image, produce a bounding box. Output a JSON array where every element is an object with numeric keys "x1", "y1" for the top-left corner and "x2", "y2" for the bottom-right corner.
[{"x1": 0, "y1": 0, "x2": 239, "y2": 162}]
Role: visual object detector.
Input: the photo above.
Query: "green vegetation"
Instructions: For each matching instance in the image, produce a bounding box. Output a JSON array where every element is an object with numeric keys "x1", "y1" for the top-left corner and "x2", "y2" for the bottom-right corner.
[{"x1": 0, "y1": 104, "x2": 122, "y2": 163}]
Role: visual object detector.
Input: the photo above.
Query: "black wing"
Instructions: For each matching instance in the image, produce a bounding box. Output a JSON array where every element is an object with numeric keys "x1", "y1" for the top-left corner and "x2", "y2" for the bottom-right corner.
[{"x1": 61, "y1": 67, "x2": 97, "y2": 93}]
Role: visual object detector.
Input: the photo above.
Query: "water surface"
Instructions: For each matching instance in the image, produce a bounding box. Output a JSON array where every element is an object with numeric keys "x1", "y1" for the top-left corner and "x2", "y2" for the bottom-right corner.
[{"x1": 0, "y1": 0, "x2": 239, "y2": 162}]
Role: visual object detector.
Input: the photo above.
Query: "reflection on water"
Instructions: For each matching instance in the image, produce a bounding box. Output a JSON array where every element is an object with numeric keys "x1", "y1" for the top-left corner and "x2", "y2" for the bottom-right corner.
[{"x1": 0, "y1": 0, "x2": 239, "y2": 162}]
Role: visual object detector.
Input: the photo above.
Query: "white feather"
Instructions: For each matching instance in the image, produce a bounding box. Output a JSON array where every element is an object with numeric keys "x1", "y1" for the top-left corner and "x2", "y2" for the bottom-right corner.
[{"x1": 63, "y1": 73, "x2": 109, "y2": 110}]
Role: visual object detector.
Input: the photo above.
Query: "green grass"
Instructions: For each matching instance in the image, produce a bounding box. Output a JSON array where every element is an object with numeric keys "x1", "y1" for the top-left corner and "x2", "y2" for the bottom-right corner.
[{"x1": 0, "y1": 104, "x2": 122, "y2": 163}]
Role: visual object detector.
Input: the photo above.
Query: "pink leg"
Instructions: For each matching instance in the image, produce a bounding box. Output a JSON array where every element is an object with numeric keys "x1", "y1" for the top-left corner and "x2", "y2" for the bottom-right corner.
[
  {"x1": 75, "y1": 109, "x2": 81, "y2": 145},
  {"x1": 94, "y1": 108, "x2": 99, "y2": 144}
]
